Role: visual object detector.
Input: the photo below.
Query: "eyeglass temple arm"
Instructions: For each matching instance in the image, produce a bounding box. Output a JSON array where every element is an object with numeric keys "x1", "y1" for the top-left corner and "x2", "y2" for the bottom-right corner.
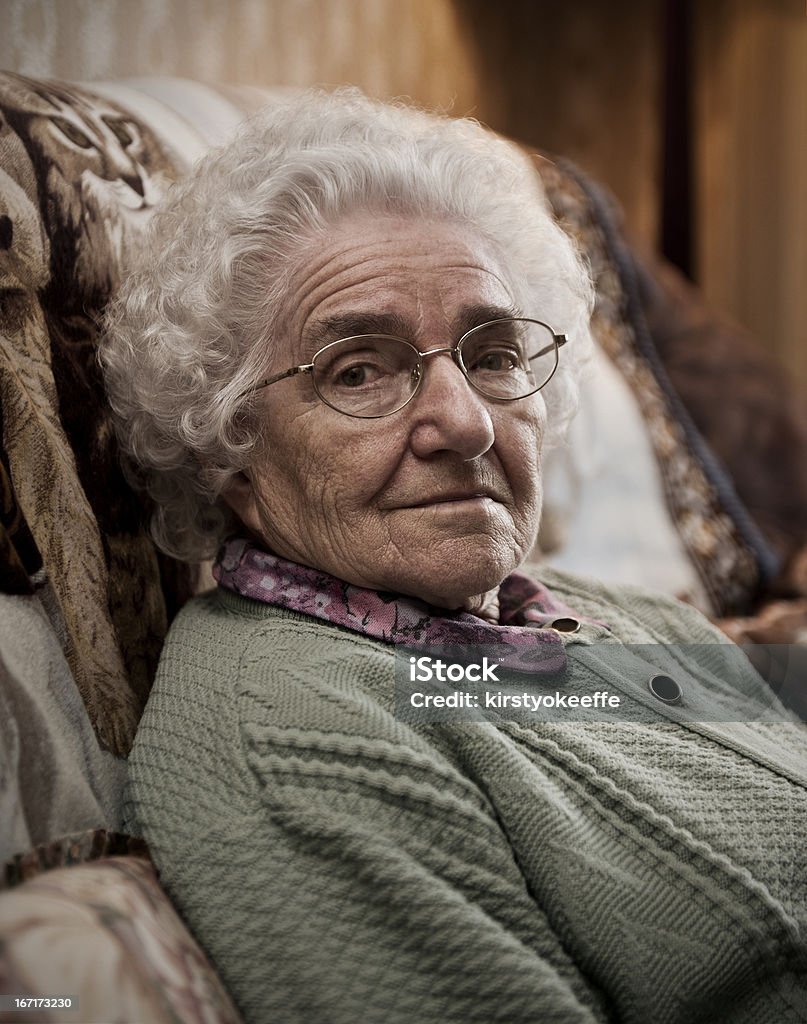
[
  {"x1": 533, "y1": 333, "x2": 568, "y2": 360},
  {"x1": 247, "y1": 363, "x2": 314, "y2": 397}
]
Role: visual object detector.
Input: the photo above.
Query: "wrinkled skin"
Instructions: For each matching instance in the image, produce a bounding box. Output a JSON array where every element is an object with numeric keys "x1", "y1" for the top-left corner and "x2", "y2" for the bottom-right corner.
[{"x1": 224, "y1": 214, "x2": 546, "y2": 618}]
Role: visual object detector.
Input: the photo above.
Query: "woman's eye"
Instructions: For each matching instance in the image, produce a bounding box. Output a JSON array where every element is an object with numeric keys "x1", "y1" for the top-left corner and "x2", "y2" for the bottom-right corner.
[
  {"x1": 335, "y1": 363, "x2": 382, "y2": 388},
  {"x1": 472, "y1": 349, "x2": 519, "y2": 373},
  {"x1": 338, "y1": 365, "x2": 367, "y2": 387}
]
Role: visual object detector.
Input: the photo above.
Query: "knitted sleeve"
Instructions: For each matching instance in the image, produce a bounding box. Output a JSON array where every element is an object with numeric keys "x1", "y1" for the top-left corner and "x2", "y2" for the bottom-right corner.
[{"x1": 128, "y1": 611, "x2": 607, "y2": 1024}]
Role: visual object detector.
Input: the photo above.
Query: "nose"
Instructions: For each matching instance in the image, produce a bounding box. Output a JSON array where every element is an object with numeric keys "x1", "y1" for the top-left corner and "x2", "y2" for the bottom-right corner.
[{"x1": 408, "y1": 349, "x2": 495, "y2": 460}]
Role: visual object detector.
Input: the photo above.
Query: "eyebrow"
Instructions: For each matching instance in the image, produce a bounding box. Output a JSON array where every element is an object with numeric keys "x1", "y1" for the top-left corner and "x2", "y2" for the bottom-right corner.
[
  {"x1": 302, "y1": 303, "x2": 522, "y2": 357},
  {"x1": 454, "y1": 303, "x2": 522, "y2": 336},
  {"x1": 303, "y1": 312, "x2": 414, "y2": 355}
]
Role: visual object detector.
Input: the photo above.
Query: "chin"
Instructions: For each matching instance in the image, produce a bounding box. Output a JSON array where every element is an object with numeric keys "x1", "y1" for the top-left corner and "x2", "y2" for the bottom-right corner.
[{"x1": 401, "y1": 551, "x2": 518, "y2": 611}]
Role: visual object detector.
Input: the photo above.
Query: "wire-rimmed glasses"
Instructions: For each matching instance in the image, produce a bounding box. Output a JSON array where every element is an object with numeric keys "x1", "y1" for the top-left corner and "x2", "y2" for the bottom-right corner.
[{"x1": 247, "y1": 317, "x2": 567, "y2": 419}]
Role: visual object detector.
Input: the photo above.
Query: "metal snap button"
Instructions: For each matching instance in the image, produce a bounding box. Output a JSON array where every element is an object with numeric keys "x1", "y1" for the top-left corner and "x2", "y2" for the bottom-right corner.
[
  {"x1": 648, "y1": 674, "x2": 683, "y2": 705},
  {"x1": 549, "y1": 617, "x2": 581, "y2": 633}
]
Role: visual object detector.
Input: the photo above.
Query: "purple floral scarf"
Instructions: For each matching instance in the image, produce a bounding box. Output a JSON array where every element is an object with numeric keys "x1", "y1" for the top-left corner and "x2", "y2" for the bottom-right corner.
[{"x1": 213, "y1": 538, "x2": 586, "y2": 675}]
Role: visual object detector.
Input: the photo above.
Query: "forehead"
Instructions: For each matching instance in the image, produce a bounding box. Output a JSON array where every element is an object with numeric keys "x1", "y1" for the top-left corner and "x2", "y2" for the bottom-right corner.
[{"x1": 279, "y1": 214, "x2": 520, "y2": 359}]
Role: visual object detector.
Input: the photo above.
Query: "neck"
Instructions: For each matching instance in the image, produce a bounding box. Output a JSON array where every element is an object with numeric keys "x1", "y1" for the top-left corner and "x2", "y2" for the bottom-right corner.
[{"x1": 461, "y1": 587, "x2": 501, "y2": 624}]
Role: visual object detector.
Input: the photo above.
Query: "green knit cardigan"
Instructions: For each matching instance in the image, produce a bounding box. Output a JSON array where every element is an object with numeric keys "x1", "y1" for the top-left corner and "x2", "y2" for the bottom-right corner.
[{"x1": 126, "y1": 568, "x2": 807, "y2": 1024}]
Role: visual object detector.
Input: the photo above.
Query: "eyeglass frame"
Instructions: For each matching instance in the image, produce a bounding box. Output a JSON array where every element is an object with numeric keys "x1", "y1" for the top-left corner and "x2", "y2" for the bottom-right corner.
[{"x1": 244, "y1": 316, "x2": 568, "y2": 419}]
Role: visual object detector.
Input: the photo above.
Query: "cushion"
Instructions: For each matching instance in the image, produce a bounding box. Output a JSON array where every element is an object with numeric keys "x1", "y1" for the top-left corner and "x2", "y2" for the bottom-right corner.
[
  {"x1": 0, "y1": 850, "x2": 242, "y2": 1024},
  {"x1": 0, "y1": 587, "x2": 126, "y2": 865},
  {"x1": 531, "y1": 155, "x2": 780, "y2": 617},
  {"x1": 533, "y1": 343, "x2": 711, "y2": 609}
]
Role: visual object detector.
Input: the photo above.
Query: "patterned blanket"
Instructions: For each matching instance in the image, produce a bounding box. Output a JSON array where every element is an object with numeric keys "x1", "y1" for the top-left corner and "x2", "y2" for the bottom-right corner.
[{"x1": 0, "y1": 73, "x2": 205, "y2": 754}]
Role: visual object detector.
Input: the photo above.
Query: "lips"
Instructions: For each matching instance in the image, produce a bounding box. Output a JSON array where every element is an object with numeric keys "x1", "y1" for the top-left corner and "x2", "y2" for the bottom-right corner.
[
  {"x1": 387, "y1": 482, "x2": 510, "y2": 510},
  {"x1": 378, "y1": 465, "x2": 511, "y2": 512},
  {"x1": 405, "y1": 491, "x2": 494, "y2": 508}
]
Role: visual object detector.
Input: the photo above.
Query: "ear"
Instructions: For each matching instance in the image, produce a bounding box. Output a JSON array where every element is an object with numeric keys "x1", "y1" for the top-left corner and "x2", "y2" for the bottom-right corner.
[{"x1": 221, "y1": 470, "x2": 264, "y2": 536}]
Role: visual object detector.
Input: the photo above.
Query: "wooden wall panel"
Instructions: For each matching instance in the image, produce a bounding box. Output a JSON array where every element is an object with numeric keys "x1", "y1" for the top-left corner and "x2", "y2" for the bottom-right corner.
[
  {"x1": 693, "y1": 0, "x2": 807, "y2": 392},
  {"x1": 0, "y1": 0, "x2": 481, "y2": 114},
  {"x1": 453, "y1": 0, "x2": 665, "y2": 248}
]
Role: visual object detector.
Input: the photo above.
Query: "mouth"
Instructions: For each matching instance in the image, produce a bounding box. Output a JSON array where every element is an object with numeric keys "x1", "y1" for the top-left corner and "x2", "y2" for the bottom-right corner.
[{"x1": 402, "y1": 490, "x2": 499, "y2": 509}]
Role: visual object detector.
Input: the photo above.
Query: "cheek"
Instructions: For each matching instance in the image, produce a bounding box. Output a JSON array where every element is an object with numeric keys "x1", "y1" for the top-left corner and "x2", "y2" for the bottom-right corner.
[
  {"x1": 329, "y1": 432, "x2": 408, "y2": 513},
  {"x1": 248, "y1": 435, "x2": 314, "y2": 518},
  {"x1": 501, "y1": 402, "x2": 545, "y2": 484},
  {"x1": 258, "y1": 418, "x2": 404, "y2": 520},
  {"x1": 498, "y1": 407, "x2": 545, "y2": 545}
]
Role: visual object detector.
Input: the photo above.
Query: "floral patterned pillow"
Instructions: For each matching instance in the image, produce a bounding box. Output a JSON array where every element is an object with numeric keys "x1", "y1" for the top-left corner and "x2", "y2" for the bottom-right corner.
[{"x1": 0, "y1": 853, "x2": 243, "y2": 1023}]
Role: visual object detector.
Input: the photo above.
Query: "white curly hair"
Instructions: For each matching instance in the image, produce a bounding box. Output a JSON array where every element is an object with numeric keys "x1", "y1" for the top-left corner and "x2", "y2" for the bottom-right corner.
[{"x1": 100, "y1": 87, "x2": 593, "y2": 562}]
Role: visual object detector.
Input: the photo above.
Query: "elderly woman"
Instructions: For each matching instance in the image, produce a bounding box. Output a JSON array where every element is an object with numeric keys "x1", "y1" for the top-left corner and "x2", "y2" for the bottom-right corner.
[{"x1": 101, "y1": 90, "x2": 807, "y2": 1024}]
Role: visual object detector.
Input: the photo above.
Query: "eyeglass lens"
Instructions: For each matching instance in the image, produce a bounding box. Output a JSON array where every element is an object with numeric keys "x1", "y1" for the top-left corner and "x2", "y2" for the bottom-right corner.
[{"x1": 312, "y1": 319, "x2": 558, "y2": 418}]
